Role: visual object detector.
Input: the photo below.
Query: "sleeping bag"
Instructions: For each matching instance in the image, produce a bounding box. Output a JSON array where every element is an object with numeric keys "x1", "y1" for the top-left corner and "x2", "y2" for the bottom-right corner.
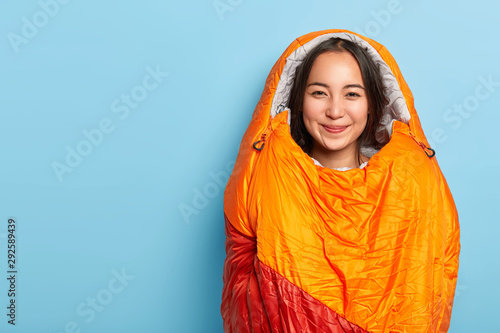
[{"x1": 221, "y1": 29, "x2": 460, "y2": 333}]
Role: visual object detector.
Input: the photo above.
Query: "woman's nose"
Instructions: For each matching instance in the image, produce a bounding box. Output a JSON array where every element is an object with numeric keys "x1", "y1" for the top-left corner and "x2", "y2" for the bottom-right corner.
[{"x1": 325, "y1": 99, "x2": 344, "y2": 119}]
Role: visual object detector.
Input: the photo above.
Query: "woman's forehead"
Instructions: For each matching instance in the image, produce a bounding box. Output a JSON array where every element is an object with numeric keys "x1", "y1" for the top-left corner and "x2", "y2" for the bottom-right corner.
[{"x1": 308, "y1": 52, "x2": 363, "y2": 84}]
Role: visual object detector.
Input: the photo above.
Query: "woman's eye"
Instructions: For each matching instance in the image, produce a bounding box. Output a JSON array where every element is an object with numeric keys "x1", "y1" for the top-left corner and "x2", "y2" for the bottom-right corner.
[
  {"x1": 312, "y1": 91, "x2": 326, "y2": 96},
  {"x1": 346, "y1": 92, "x2": 360, "y2": 98}
]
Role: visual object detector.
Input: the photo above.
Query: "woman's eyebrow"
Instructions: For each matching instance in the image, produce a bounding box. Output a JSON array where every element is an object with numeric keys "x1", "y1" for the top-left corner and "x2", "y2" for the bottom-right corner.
[
  {"x1": 344, "y1": 84, "x2": 365, "y2": 90},
  {"x1": 307, "y1": 82, "x2": 329, "y2": 88},
  {"x1": 306, "y1": 82, "x2": 365, "y2": 90}
]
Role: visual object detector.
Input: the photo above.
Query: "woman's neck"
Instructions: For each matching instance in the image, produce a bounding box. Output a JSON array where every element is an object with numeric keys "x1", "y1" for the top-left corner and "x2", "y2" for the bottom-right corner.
[{"x1": 310, "y1": 144, "x2": 368, "y2": 169}]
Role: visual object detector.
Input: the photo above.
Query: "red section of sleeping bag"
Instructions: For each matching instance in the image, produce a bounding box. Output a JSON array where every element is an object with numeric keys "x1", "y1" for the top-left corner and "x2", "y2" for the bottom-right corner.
[
  {"x1": 221, "y1": 214, "x2": 271, "y2": 332},
  {"x1": 221, "y1": 214, "x2": 368, "y2": 333}
]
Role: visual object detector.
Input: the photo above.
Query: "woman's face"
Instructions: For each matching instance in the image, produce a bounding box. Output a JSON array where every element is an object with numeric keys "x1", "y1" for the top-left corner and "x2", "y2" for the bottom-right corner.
[{"x1": 302, "y1": 51, "x2": 369, "y2": 161}]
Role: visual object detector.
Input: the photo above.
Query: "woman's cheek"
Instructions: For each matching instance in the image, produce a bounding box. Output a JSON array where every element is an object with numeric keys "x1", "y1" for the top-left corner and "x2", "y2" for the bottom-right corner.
[{"x1": 303, "y1": 98, "x2": 322, "y2": 118}]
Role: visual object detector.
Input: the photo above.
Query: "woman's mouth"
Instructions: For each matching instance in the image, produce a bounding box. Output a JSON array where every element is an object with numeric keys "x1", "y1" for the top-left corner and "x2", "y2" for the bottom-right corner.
[{"x1": 322, "y1": 125, "x2": 348, "y2": 133}]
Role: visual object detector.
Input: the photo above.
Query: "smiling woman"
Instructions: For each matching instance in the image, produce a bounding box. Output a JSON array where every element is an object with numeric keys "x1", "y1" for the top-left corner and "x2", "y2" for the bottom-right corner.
[
  {"x1": 289, "y1": 37, "x2": 387, "y2": 170},
  {"x1": 303, "y1": 52, "x2": 369, "y2": 169},
  {"x1": 221, "y1": 29, "x2": 460, "y2": 333}
]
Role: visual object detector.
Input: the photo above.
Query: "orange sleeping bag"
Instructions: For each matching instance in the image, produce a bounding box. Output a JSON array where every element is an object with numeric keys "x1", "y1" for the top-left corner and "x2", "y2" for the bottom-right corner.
[{"x1": 221, "y1": 29, "x2": 460, "y2": 333}]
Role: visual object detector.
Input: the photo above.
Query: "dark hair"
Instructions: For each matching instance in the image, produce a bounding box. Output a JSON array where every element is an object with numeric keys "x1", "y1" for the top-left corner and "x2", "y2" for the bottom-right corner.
[{"x1": 288, "y1": 37, "x2": 387, "y2": 165}]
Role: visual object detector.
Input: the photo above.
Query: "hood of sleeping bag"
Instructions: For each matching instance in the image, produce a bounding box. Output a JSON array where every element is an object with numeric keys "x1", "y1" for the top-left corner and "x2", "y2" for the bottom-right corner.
[{"x1": 221, "y1": 29, "x2": 460, "y2": 333}]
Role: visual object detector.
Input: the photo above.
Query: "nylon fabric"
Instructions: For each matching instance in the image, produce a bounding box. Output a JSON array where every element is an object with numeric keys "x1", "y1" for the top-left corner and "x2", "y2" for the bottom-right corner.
[
  {"x1": 222, "y1": 214, "x2": 368, "y2": 333},
  {"x1": 222, "y1": 29, "x2": 460, "y2": 333}
]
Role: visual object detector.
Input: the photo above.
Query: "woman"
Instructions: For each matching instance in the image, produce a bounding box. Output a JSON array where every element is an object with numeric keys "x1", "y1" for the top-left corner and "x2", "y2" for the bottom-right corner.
[
  {"x1": 288, "y1": 37, "x2": 386, "y2": 171},
  {"x1": 222, "y1": 30, "x2": 460, "y2": 333}
]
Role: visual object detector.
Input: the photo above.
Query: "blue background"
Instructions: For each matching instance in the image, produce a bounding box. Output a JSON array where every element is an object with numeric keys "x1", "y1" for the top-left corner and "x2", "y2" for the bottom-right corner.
[{"x1": 0, "y1": 0, "x2": 498, "y2": 332}]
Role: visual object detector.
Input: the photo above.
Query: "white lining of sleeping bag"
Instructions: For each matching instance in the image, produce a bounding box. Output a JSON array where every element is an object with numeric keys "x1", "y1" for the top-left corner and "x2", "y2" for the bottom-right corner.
[{"x1": 270, "y1": 32, "x2": 411, "y2": 157}]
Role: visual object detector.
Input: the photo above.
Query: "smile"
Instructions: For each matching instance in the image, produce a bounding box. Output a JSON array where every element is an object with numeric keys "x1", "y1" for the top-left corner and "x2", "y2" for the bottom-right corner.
[{"x1": 322, "y1": 125, "x2": 349, "y2": 133}]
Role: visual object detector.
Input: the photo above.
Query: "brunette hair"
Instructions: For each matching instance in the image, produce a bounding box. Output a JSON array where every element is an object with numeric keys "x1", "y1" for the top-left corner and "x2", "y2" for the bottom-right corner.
[{"x1": 288, "y1": 37, "x2": 387, "y2": 165}]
